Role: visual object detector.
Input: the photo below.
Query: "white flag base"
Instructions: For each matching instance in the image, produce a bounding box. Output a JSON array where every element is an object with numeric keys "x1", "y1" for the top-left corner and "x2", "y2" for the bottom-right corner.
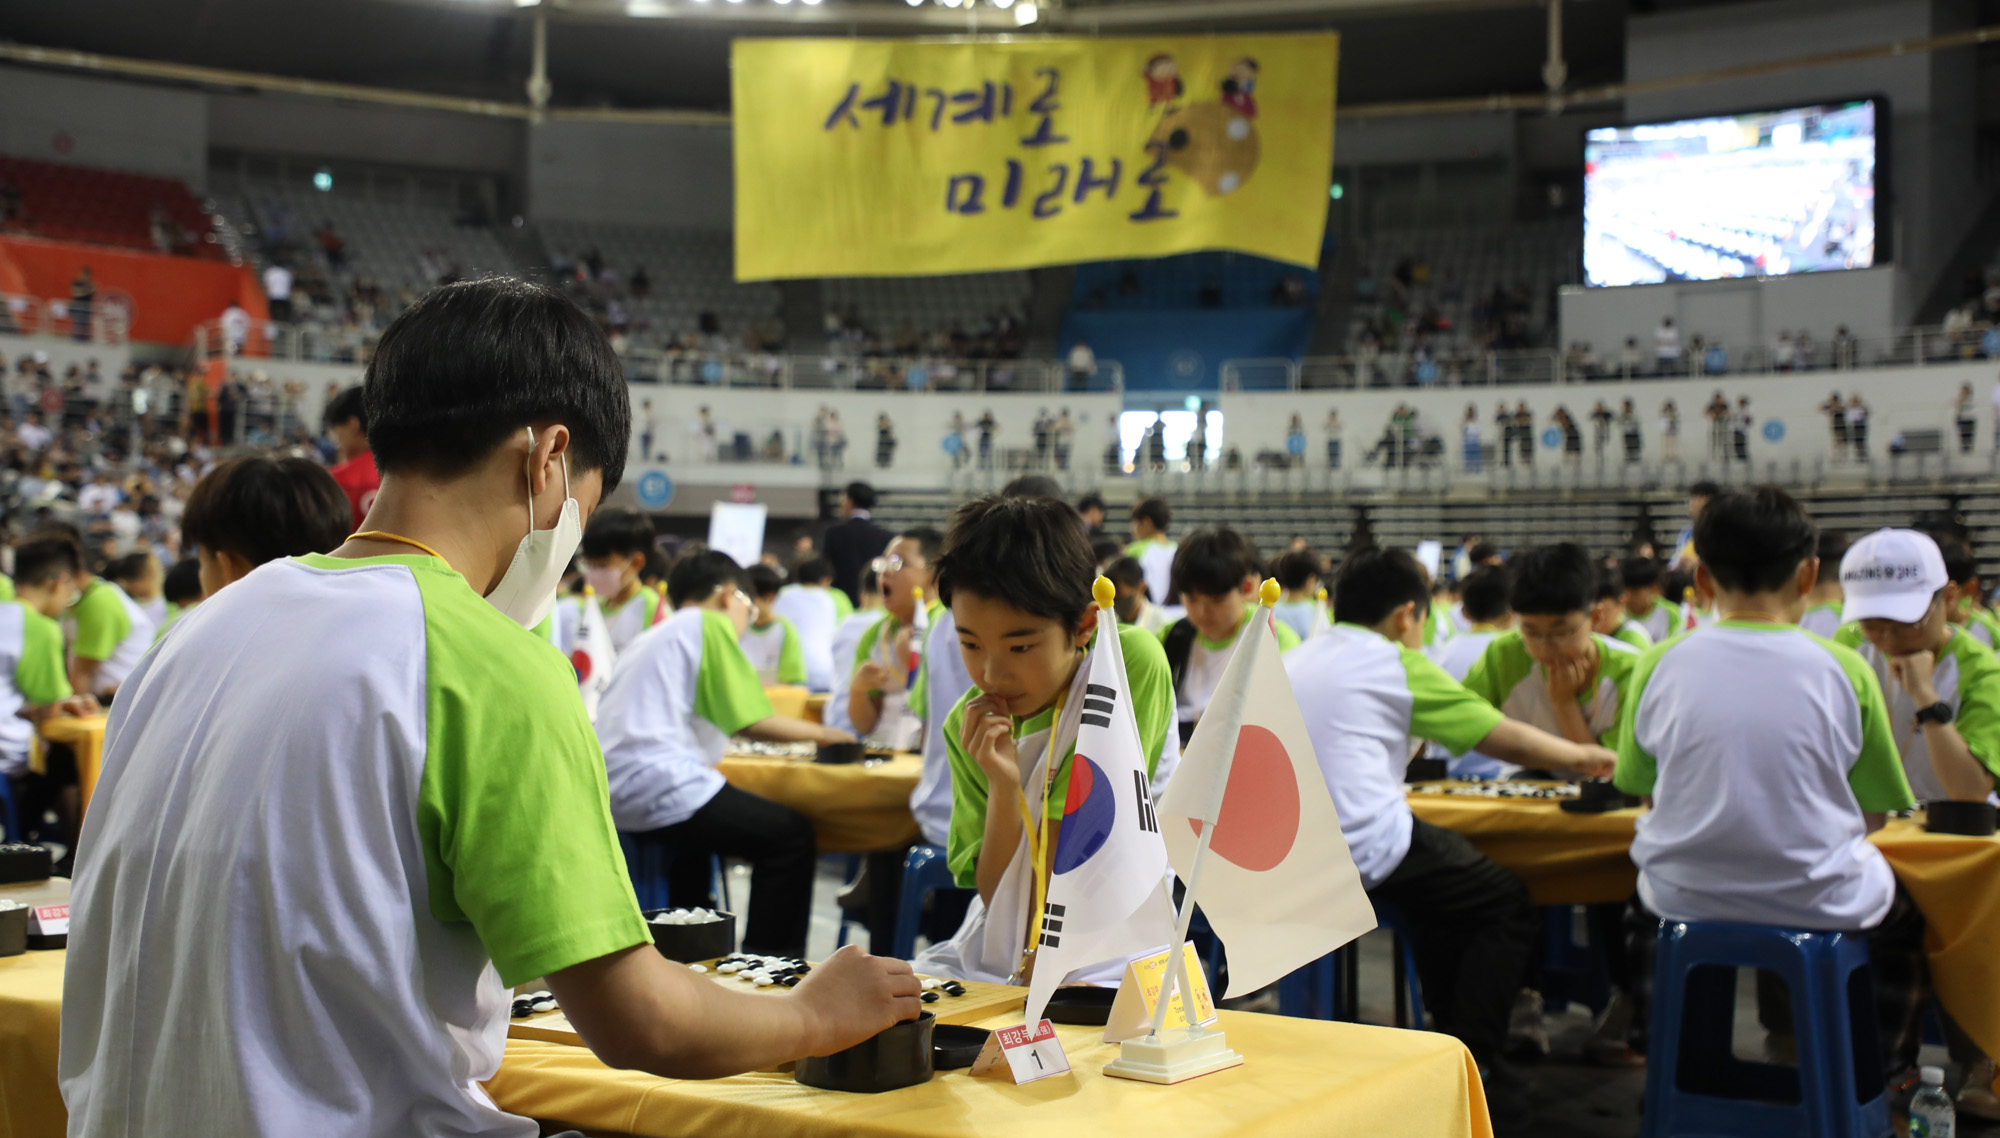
[{"x1": 1101, "y1": 1025, "x2": 1244, "y2": 1085}]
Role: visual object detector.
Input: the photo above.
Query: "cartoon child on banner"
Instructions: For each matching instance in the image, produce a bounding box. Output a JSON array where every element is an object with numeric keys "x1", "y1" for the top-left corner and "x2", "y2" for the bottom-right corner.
[
  {"x1": 1145, "y1": 54, "x2": 1263, "y2": 197},
  {"x1": 1144, "y1": 54, "x2": 1183, "y2": 109}
]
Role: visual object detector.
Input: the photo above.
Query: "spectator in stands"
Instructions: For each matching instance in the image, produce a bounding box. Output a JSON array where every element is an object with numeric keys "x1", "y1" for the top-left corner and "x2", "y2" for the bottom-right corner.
[
  {"x1": 1461, "y1": 406, "x2": 1483, "y2": 474},
  {"x1": 1053, "y1": 409, "x2": 1074, "y2": 472},
  {"x1": 1847, "y1": 393, "x2": 1871, "y2": 459},
  {"x1": 322, "y1": 386, "x2": 379, "y2": 530},
  {"x1": 1619, "y1": 337, "x2": 1641, "y2": 379},
  {"x1": 1067, "y1": 340, "x2": 1096, "y2": 391},
  {"x1": 1820, "y1": 391, "x2": 1850, "y2": 460},
  {"x1": 1494, "y1": 402, "x2": 1514, "y2": 468},
  {"x1": 1831, "y1": 325, "x2": 1855, "y2": 368},
  {"x1": 1653, "y1": 316, "x2": 1679, "y2": 376},
  {"x1": 220, "y1": 301, "x2": 250, "y2": 357},
  {"x1": 1286, "y1": 414, "x2": 1307, "y2": 469},
  {"x1": 1795, "y1": 328, "x2": 1817, "y2": 370},
  {"x1": 315, "y1": 221, "x2": 346, "y2": 270},
  {"x1": 874, "y1": 413, "x2": 896, "y2": 469},
  {"x1": 826, "y1": 411, "x2": 847, "y2": 469},
  {"x1": 1704, "y1": 392, "x2": 1730, "y2": 461},
  {"x1": 263, "y1": 262, "x2": 294, "y2": 322},
  {"x1": 823, "y1": 481, "x2": 892, "y2": 606},
  {"x1": 1555, "y1": 407, "x2": 1582, "y2": 467},
  {"x1": 1324, "y1": 409, "x2": 1343, "y2": 471},
  {"x1": 1589, "y1": 401, "x2": 1613, "y2": 458},
  {"x1": 70, "y1": 267, "x2": 95, "y2": 343},
  {"x1": 1990, "y1": 376, "x2": 2000, "y2": 448},
  {"x1": 1732, "y1": 397, "x2": 1753, "y2": 463},
  {"x1": 976, "y1": 410, "x2": 996, "y2": 469},
  {"x1": 1512, "y1": 402, "x2": 1535, "y2": 467},
  {"x1": 1704, "y1": 339, "x2": 1728, "y2": 376},
  {"x1": 1958, "y1": 383, "x2": 1978, "y2": 454}
]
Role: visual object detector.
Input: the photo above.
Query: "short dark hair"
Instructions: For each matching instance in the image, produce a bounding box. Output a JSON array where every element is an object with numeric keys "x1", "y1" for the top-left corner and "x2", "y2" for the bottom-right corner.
[
  {"x1": 1131, "y1": 496, "x2": 1172, "y2": 532},
  {"x1": 1595, "y1": 569, "x2": 1623, "y2": 603},
  {"x1": 581, "y1": 507, "x2": 656, "y2": 559},
  {"x1": 1688, "y1": 479, "x2": 1723, "y2": 500},
  {"x1": 937, "y1": 494, "x2": 1096, "y2": 631},
  {"x1": 896, "y1": 525, "x2": 946, "y2": 567},
  {"x1": 1620, "y1": 556, "x2": 1662, "y2": 590},
  {"x1": 1929, "y1": 530, "x2": 1978, "y2": 585},
  {"x1": 1077, "y1": 492, "x2": 1107, "y2": 515},
  {"x1": 181, "y1": 456, "x2": 351, "y2": 567},
  {"x1": 1105, "y1": 555, "x2": 1146, "y2": 591},
  {"x1": 12, "y1": 537, "x2": 80, "y2": 588},
  {"x1": 844, "y1": 481, "x2": 878, "y2": 510},
  {"x1": 1695, "y1": 487, "x2": 1818, "y2": 594},
  {"x1": 322, "y1": 385, "x2": 366, "y2": 431},
  {"x1": 747, "y1": 563, "x2": 784, "y2": 600},
  {"x1": 639, "y1": 547, "x2": 670, "y2": 586},
  {"x1": 1467, "y1": 541, "x2": 1499, "y2": 565},
  {"x1": 795, "y1": 556, "x2": 833, "y2": 585},
  {"x1": 363, "y1": 277, "x2": 629, "y2": 491},
  {"x1": 667, "y1": 550, "x2": 749, "y2": 608},
  {"x1": 1001, "y1": 474, "x2": 1063, "y2": 500},
  {"x1": 1333, "y1": 546, "x2": 1431, "y2": 627},
  {"x1": 1817, "y1": 529, "x2": 1851, "y2": 571},
  {"x1": 162, "y1": 557, "x2": 202, "y2": 605},
  {"x1": 1272, "y1": 549, "x2": 1322, "y2": 592},
  {"x1": 1507, "y1": 543, "x2": 1594, "y2": 616},
  {"x1": 103, "y1": 552, "x2": 154, "y2": 587},
  {"x1": 1172, "y1": 528, "x2": 1262, "y2": 599},
  {"x1": 1459, "y1": 565, "x2": 1511, "y2": 622},
  {"x1": 1091, "y1": 537, "x2": 1124, "y2": 565}
]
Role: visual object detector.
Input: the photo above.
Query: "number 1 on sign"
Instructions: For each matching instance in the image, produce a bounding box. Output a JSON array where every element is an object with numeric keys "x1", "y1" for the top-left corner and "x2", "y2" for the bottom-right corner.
[{"x1": 976, "y1": 1019, "x2": 1070, "y2": 1084}]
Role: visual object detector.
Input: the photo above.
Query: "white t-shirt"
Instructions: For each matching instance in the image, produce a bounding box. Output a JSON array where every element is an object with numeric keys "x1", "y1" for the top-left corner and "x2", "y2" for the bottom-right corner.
[
  {"x1": 738, "y1": 620, "x2": 789, "y2": 686},
  {"x1": 67, "y1": 579, "x2": 156, "y2": 695},
  {"x1": 1424, "y1": 630, "x2": 1513, "y2": 779},
  {"x1": 1799, "y1": 603, "x2": 1843, "y2": 640},
  {"x1": 1136, "y1": 539, "x2": 1177, "y2": 606},
  {"x1": 822, "y1": 610, "x2": 887, "y2": 736},
  {"x1": 1616, "y1": 622, "x2": 1914, "y2": 930},
  {"x1": 771, "y1": 585, "x2": 839, "y2": 692},
  {"x1": 911, "y1": 609, "x2": 977, "y2": 849},
  {"x1": 1129, "y1": 600, "x2": 1175, "y2": 636},
  {"x1": 1654, "y1": 324, "x2": 1680, "y2": 360},
  {"x1": 602, "y1": 589, "x2": 661, "y2": 653},
  {"x1": 61, "y1": 554, "x2": 648, "y2": 1138},
  {"x1": 262, "y1": 265, "x2": 293, "y2": 302},
  {"x1": 597, "y1": 607, "x2": 774, "y2": 831},
  {"x1": 1284, "y1": 624, "x2": 1505, "y2": 889}
]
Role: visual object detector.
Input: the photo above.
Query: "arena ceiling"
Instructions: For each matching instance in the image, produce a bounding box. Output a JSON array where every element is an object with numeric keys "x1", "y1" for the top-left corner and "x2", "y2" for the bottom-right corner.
[{"x1": 0, "y1": 0, "x2": 1632, "y2": 112}]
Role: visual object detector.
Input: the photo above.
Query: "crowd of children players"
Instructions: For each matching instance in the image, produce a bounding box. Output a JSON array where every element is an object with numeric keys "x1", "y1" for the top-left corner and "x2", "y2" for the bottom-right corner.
[{"x1": 35, "y1": 281, "x2": 2000, "y2": 1136}]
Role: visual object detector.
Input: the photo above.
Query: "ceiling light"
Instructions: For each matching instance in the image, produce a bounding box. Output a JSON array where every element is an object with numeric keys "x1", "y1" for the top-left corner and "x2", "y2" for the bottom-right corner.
[
  {"x1": 626, "y1": 0, "x2": 670, "y2": 13},
  {"x1": 773, "y1": 0, "x2": 792, "y2": 5},
  {"x1": 942, "y1": 0, "x2": 962, "y2": 8},
  {"x1": 1014, "y1": 1, "x2": 1037, "y2": 22},
  {"x1": 994, "y1": 0, "x2": 1015, "y2": 7}
]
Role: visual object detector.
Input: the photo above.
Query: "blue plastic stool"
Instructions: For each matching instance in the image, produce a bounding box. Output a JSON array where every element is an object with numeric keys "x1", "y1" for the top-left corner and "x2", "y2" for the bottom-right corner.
[
  {"x1": 0, "y1": 774, "x2": 18, "y2": 844},
  {"x1": 891, "y1": 844, "x2": 965, "y2": 959},
  {"x1": 1641, "y1": 921, "x2": 1891, "y2": 1138},
  {"x1": 1542, "y1": 904, "x2": 1613, "y2": 1017},
  {"x1": 617, "y1": 834, "x2": 730, "y2": 915},
  {"x1": 1277, "y1": 946, "x2": 1359, "y2": 1021}
]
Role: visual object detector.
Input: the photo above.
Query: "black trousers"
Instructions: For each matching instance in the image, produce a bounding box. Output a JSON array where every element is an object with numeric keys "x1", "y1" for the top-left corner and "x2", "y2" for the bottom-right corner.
[
  {"x1": 640, "y1": 784, "x2": 817, "y2": 959},
  {"x1": 1369, "y1": 818, "x2": 1538, "y2": 1070}
]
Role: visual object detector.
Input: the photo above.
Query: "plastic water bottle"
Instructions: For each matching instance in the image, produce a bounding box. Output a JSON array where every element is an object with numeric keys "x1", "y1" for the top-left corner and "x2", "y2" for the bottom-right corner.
[{"x1": 1912, "y1": 1065, "x2": 1956, "y2": 1138}]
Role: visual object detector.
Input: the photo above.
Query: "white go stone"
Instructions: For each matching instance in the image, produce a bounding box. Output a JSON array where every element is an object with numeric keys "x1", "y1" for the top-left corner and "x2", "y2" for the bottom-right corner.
[
  {"x1": 753, "y1": 977, "x2": 775, "y2": 987},
  {"x1": 689, "y1": 964, "x2": 709, "y2": 974}
]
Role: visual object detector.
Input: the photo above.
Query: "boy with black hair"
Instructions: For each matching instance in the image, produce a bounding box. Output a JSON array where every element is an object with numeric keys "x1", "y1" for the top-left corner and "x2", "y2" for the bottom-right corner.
[
  {"x1": 581, "y1": 507, "x2": 661, "y2": 650},
  {"x1": 1161, "y1": 528, "x2": 1302, "y2": 744},
  {"x1": 154, "y1": 557, "x2": 202, "y2": 641},
  {"x1": 1928, "y1": 530, "x2": 2000, "y2": 649},
  {"x1": 1426, "y1": 565, "x2": 1518, "y2": 779},
  {"x1": 1616, "y1": 488, "x2": 1925, "y2": 1083},
  {"x1": 1076, "y1": 491, "x2": 1108, "y2": 537},
  {"x1": 1106, "y1": 555, "x2": 1173, "y2": 635},
  {"x1": 66, "y1": 278, "x2": 920, "y2": 1136},
  {"x1": 1620, "y1": 556, "x2": 1681, "y2": 644},
  {"x1": 1271, "y1": 548, "x2": 1326, "y2": 642},
  {"x1": 740, "y1": 564, "x2": 807, "y2": 686},
  {"x1": 1286, "y1": 546, "x2": 1613, "y2": 1126},
  {"x1": 105, "y1": 551, "x2": 167, "y2": 629},
  {"x1": 1668, "y1": 479, "x2": 1723, "y2": 570},
  {"x1": 1462, "y1": 542, "x2": 1642, "y2": 754},
  {"x1": 914, "y1": 494, "x2": 1180, "y2": 985},
  {"x1": 1126, "y1": 495, "x2": 1178, "y2": 605},
  {"x1": 598, "y1": 549, "x2": 852, "y2": 958},
  {"x1": 1799, "y1": 529, "x2": 1850, "y2": 638},
  {"x1": 1591, "y1": 570, "x2": 1651, "y2": 651},
  {"x1": 842, "y1": 526, "x2": 945, "y2": 748},
  {"x1": 321, "y1": 384, "x2": 378, "y2": 530},
  {"x1": 60, "y1": 533, "x2": 156, "y2": 701},
  {"x1": 4, "y1": 537, "x2": 99, "y2": 849},
  {"x1": 181, "y1": 454, "x2": 351, "y2": 598},
  {"x1": 771, "y1": 556, "x2": 846, "y2": 693},
  {"x1": 1446, "y1": 542, "x2": 1506, "y2": 635}
]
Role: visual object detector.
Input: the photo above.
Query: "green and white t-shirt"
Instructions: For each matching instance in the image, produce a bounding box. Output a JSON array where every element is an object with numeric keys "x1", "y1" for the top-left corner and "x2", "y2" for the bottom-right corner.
[
  {"x1": 1615, "y1": 622, "x2": 1914, "y2": 929},
  {"x1": 1630, "y1": 597, "x2": 1683, "y2": 645},
  {"x1": 1164, "y1": 613, "x2": 1302, "y2": 728},
  {"x1": 770, "y1": 585, "x2": 840, "y2": 692},
  {"x1": 68, "y1": 578, "x2": 156, "y2": 693},
  {"x1": 602, "y1": 587, "x2": 662, "y2": 653},
  {"x1": 1834, "y1": 623, "x2": 2000, "y2": 800},
  {"x1": 1421, "y1": 602, "x2": 1454, "y2": 648},
  {"x1": 823, "y1": 609, "x2": 889, "y2": 736},
  {"x1": 0, "y1": 601, "x2": 71, "y2": 776},
  {"x1": 739, "y1": 617, "x2": 807, "y2": 687},
  {"x1": 1613, "y1": 620, "x2": 1652, "y2": 652},
  {"x1": 1958, "y1": 606, "x2": 2000, "y2": 651},
  {"x1": 1284, "y1": 623, "x2": 1506, "y2": 888},
  {"x1": 850, "y1": 601, "x2": 945, "y2": 751},
  {"x1": 597, "y1": 607, "x2": 775, "y2": 831},
  {"x1": 61, "y1": 553, "x2": 650, "y2": 1138},
  {"x1": 1461, "y1": 630, "x2": 1642, "y2": 751},
  {"x1": 1125, "y1": 536, "x2": 1178, "y2": 605},
  {"x1": 1799, "y1": 602, "x2": 1843, "y2": 640}
]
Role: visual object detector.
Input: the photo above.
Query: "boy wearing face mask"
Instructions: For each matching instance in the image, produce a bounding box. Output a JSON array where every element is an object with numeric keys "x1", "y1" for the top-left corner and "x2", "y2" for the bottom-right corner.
[
  {"x1": 597, "y1": 551, "x2": 854, "y2": 958},
  {"x1": 580, "y1": 507, "x2": 661, "y2": 651},
  {"x1": 61, "y1": 280, "x2": 921, "y2": 1138}
]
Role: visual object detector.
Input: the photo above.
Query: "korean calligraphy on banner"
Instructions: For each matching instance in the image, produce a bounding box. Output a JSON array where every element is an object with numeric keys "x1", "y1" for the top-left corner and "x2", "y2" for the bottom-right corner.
[{"x1": 731, "y1": 34, "x2": 1339, "y2": 280}]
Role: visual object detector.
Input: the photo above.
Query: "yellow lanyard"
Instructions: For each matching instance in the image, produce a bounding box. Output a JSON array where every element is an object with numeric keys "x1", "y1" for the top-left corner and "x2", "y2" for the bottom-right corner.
[
  {"x1": 1011, "y1": 686, "x2": 1068, "y2": 977},
  {"x1": 348, "y1": 531, "x2": 448, "y2": 562}
]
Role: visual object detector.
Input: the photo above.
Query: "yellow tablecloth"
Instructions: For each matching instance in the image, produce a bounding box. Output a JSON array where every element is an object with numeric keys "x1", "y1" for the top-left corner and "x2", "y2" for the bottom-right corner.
[
  {"x1": 763, "y1": 687, "x2": 824, "y2": 722},
  {"x1": 37, "y1": 716, "x2": 106, "y2": 818},
  {"x1": 1409, "y1": 787, "x2": 2000, "y2": 1094},
  {"x1": 485, "y1": 1012, "x2": 1493, "y2": 1138},
  {"x1": 0, "y1": 950, "x2": 1491, "y2": 1138},
  {"x1": 718, "y1": 753, "x2": 922, "y2": 854}
]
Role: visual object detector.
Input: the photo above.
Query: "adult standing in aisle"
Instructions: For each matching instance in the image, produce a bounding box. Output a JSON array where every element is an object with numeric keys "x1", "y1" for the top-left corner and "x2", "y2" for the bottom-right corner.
[{"x1": 823, "y1": 480, "x2": 893, "y2": 607}]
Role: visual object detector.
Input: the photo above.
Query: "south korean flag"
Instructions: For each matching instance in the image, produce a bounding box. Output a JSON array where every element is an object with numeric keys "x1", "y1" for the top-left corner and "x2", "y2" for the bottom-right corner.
[{"x1": 1023, "y1": 578, "x2": 1176, "y2": 1030}]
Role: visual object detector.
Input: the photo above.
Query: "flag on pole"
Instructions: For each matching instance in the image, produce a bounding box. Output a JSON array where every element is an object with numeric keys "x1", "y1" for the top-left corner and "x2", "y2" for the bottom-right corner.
[
  {"x1": 573, "y1": 586, "x2": 617, "y2": 718},
  {"x1": 1680, "y1": 586, "x2": 1701, "y2": 633},
  {"x1": 1158, "y1": 580, "x2": 1375, "y2": 997},
  {"x1": 1310, "y1": 586, "x2": 1333, "y2": 640},
  {"x1": 1023, "y1": 577, "x2": 1177, "y2": 1029},
  {"x1": 650, "y1": 581, "x2": 670, "y2": 626},
  {"x1": 908, "y1": 587, "x2": 928, "y2": 688}
]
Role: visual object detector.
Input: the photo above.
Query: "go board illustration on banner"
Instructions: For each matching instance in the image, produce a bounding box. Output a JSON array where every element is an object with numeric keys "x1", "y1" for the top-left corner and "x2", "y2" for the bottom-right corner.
[{"x1": 732, "y1": 34, "x2": 1339, "y2": 279}]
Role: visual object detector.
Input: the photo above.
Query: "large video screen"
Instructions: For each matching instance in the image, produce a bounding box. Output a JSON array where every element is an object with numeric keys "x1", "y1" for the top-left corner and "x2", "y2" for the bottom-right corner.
[{"x1": 1583, "y1": 100, "x2": 1878, "y2": 288}]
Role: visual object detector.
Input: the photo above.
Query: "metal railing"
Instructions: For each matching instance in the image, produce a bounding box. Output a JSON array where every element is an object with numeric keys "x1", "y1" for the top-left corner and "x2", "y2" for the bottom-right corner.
[
  {"x1": 1, "y1": 290, "x2": 131, "y2": 344},
  {"x1": 193, "y1": 318, "x2": 379, "y2": 364}
]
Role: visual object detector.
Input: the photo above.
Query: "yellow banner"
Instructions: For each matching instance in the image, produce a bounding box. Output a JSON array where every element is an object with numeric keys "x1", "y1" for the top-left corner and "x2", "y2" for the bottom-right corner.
[{"x1": 731, "y1": 34, "x2": 1338, "y2": 280}]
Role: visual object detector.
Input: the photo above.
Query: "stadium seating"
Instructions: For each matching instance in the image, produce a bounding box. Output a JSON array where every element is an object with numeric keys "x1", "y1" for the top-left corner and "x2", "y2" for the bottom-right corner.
[
  {"x1": 0, "y1": 155, "x2": 222, "y2": 259},
  {"x1": 220, "y1": 185, "x2": 513, "y2": 302},
  {"x1": 1344, "y1": 220, "x2": 1579, "y2": 354},
  {"x1": 823, "y1": 271, "x2": 1030, "y2": 346},
  {"x1": 538, "y1": 220, "x2": 781, "y2": 351},
  {"x1": 1070, "y1": 251, "x2": 1317, "y2": 311}
]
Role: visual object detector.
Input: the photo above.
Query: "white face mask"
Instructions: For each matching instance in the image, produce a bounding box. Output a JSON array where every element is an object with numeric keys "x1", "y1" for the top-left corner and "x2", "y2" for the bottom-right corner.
[{"x1": 485, "y1": 428, "x2": 582, "y2": 629}]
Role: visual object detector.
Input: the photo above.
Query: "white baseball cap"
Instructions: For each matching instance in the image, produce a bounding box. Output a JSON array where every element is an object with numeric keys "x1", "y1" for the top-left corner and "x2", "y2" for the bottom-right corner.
[{"x1": 1840, "y1": 528, "x2": 1948, "y2": 624}]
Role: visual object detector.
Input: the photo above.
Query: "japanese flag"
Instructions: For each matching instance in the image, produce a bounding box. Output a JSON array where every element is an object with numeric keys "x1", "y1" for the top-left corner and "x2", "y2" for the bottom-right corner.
[
  {"x1": 1158, "y1": 582, "x2": 1375, "y2": 996},
  {"x1": 1023, "y1": 580, "x2": 1176, "y2": 1030},
  {"x1": 573, "y1": 588, "x2": 617, "y2": 718}
]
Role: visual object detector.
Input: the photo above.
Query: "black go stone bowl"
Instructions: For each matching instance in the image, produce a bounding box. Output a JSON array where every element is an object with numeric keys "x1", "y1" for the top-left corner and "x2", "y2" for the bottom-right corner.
[
  {"x1": 641, "y1": 909, "x2": 737, "y2": 964},
  {"x1": 931, "y1": 1024, "x2": 990, "y2": 1070},
  {"x1": 1046, "y1": 986, "x2": 1117, "y2": 1026},
  {"x1": 0, "y1": 905, "x2": 26, "y2": 957},
  {"x1": 816, "y1": 742, "x2": 867, "y2": 765},
  {"x1": 795, "y1": 1011, "x2": 935, "y2": 1093},
  {"x1": 1926, "y1": 800, "x2": 1998, "y2": 837}
]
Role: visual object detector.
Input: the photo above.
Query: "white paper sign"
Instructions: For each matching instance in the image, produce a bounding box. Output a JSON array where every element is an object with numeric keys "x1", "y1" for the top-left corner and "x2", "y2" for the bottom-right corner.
[
  {"x1": 971, "y1": 1019, "x2": 1070, "y2": 1084},
  {"x1": 707, "y1": 501, "x2": 768, "y2": 571},
  {"x1": 29, "y1": 904, "x2": 68, "y2": 936},
  {"x1": 1415, "y1": 540, "x2": 1443, "y2": 579}
]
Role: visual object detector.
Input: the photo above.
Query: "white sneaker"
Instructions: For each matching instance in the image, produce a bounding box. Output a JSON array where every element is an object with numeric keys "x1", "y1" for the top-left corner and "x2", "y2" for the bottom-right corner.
[
  {"x1": 1507, "y1": 989, "x2": 1550, "y2": 1057},
  {"x1": 1586, "y1": 991, "x2": 1645, "y2": 1067},
  {"x1": 1959, "y1": 1056, "x2": 2000, "y2": 1122}
]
